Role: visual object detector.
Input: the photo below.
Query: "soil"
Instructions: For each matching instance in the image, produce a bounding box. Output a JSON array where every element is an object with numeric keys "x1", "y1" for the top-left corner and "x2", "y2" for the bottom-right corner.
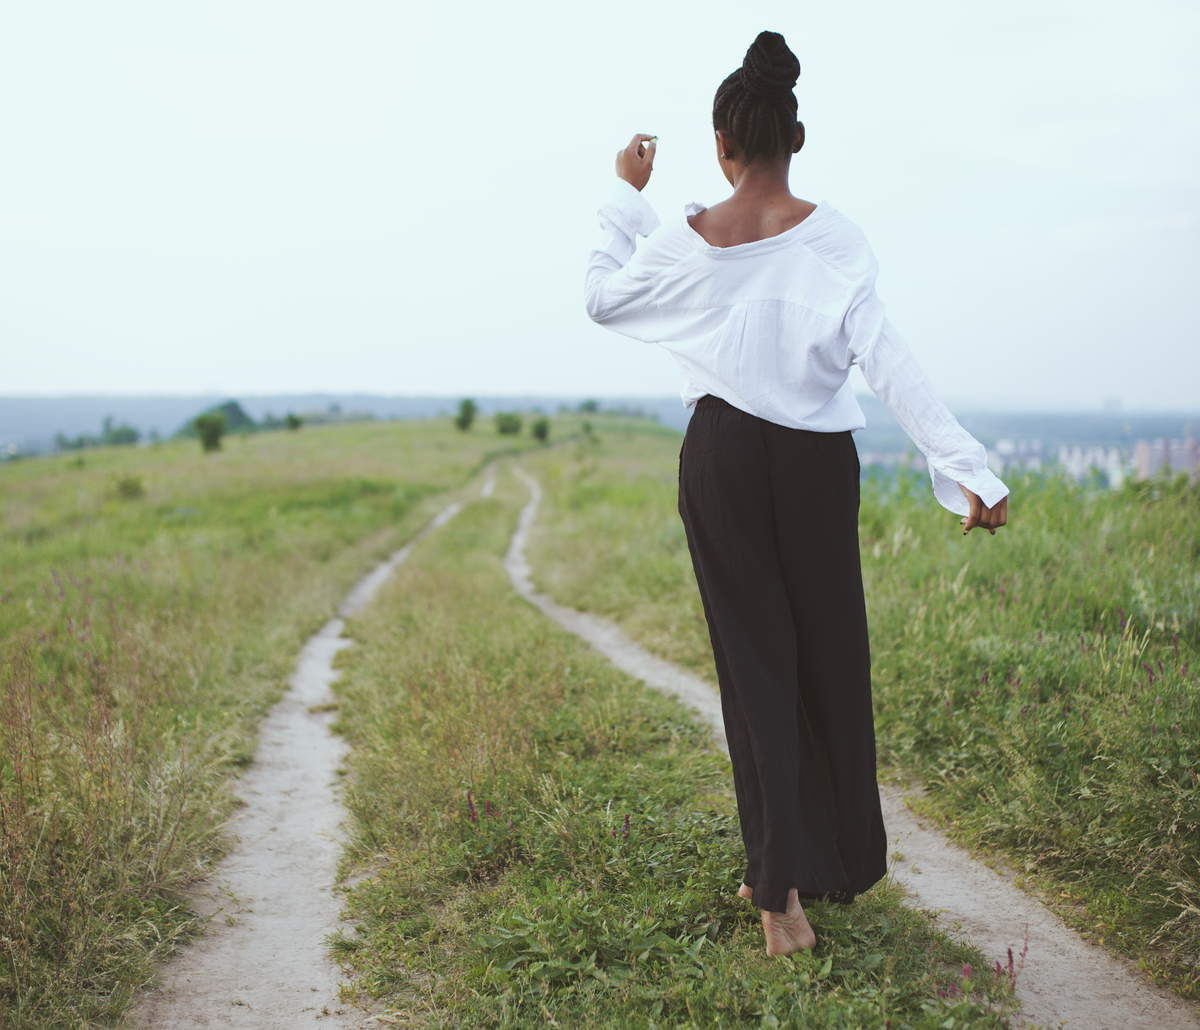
[{"x1": 506, "y1": 466, "x2": 1200, "y2": 1030}]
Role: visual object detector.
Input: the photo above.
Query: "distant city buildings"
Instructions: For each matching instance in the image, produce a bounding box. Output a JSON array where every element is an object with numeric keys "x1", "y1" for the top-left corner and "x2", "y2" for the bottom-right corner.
[
  {"x1": 861, "y1": 431, "x2": 1197, "y2": 489},
  {"x1": 1134, "y1": 437, "x2": 1199, "y2": 482}
]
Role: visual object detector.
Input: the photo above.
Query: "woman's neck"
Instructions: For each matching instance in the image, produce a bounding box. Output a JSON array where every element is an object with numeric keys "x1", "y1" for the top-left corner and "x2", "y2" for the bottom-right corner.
[{"x1": 728, "y1": 159, "x2": 794, "y2": 203}]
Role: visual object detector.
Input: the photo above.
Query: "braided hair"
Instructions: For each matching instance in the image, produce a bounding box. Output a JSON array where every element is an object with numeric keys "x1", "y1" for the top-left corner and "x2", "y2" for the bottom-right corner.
[{"x1": 713, "y1": 31, "x2": 800, "y2": 163}]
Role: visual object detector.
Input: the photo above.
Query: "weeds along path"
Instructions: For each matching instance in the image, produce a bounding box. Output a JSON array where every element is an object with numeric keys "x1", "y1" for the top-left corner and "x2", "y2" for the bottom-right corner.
[
  {"x1": 131, "y1": 500, "x2": 467, "y2": 1030},
  {"x1": 505, "y1": 467, "x2": 1199, "y2": 1030}
]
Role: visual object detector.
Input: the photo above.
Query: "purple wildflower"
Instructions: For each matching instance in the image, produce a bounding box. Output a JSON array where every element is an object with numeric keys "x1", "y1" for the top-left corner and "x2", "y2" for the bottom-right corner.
[
  {"x1": 1151, "y1": 722, "x2": 1157, "y2": 738},
  {"x1": 962, "y1": 963, "x2": 972, "y2": 979},
  {"x1": 466, "y1": 790, "x2": 477, "y2": 823},
  {"x1": 1157, "y1": 660, "x2": 1164, "y2": 677},
  {"x1": 622, "y1": 814, "x2": 630, "y2": 838}
]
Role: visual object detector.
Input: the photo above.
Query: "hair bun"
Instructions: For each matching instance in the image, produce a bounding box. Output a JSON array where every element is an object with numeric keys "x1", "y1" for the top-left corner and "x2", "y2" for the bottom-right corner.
[{"x1": 740, "y1": 30, "x2": 799, "y2": 101}]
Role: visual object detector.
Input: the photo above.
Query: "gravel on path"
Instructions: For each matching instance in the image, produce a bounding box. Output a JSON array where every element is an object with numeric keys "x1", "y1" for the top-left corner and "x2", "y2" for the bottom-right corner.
[
  {"x1": 505, "y1": 466, "x2": 1199, "y2": 1030},
  {"x1": 130, "y1": 501, "x2": 464, "y2": 1029}
]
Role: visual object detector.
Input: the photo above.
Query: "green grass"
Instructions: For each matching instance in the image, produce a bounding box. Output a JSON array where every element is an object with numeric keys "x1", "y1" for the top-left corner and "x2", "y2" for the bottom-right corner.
[
  {"x1": 331, "y1": 459, "x2": 1015, "y2": 1028},
  {"x1": 522, "y1": 420, "x2": 1200, "y2": 998},
  {"x1": 0, "y1": 418, "x2": 552, "y2": 1029}
]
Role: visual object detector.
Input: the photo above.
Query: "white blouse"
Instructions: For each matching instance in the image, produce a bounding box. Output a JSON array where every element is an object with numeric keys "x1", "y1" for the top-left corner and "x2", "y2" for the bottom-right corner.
[{"x1": 585, "y1": 179, "x2": 1009, "y2": 516}]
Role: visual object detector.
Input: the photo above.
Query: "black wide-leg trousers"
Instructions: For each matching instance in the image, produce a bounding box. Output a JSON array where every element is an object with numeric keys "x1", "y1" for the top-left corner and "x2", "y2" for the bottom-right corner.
[{"x1": 678, "y1": 395, "x2": 887, "y2": 914}]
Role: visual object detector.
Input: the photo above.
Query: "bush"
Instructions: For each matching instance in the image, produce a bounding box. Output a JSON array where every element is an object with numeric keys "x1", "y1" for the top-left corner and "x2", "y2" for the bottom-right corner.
[
  {"x1": 285, "y1": 413, "x2": 303, "y2": 431},
  {"x1": 531, "y1": 417, "x2": 550, "y2": 443},
  {"x1": 455, "y1": 399, "x2": 478, "y2": 432},
  {"x1": 194, "y1": 412, "x2": 226, "y2": 452},
  {"x1": 115, "y1": 475, "x2": 144, "y2": 500},
  {"x1": 495, "y1": 412, "x2": 522, "y2": 436}
]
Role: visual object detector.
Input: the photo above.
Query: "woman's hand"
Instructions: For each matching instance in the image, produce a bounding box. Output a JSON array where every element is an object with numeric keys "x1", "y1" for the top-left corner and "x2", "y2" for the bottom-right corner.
[
  {"x1": 616, "y1": 134, "x2": 657, "y2": 192},
  {"x1": 958, "y1": 484, "x2": 1008, "y2": 535}
]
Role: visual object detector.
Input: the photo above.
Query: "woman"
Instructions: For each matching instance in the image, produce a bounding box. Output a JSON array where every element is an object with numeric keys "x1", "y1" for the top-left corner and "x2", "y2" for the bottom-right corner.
[{"x1": 584, "y1": 31, "x2": 1009, "y2": 957}]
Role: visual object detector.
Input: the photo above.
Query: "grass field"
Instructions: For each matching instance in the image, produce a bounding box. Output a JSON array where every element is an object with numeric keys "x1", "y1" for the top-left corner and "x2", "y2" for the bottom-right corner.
[
  {"x1": 0, "y1": 419, "x2": 544, "y2": 1028},
  {"x1": 523, "y1": 419, "x2": 1200, "y2": 997},
  {"x1": 329, "y1": 459, "x2": 1014, "y2": 1028}
]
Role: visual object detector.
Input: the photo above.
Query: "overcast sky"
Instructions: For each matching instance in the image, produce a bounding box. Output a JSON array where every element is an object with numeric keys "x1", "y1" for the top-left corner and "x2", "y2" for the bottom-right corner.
[{"x1": 1, "y1": 1, "x2": 1197, "y2": 410}]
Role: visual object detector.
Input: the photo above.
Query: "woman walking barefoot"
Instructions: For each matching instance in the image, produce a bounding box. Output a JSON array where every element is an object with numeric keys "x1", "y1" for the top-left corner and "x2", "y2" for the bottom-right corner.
[{"x1": 585, "y1": 31, "x2": 1009, "y2": 958}]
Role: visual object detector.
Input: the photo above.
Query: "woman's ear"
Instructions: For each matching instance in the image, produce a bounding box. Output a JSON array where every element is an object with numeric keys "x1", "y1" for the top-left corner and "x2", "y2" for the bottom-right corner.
[
  {"x1": 793, "y1": 121, "x2": 806, "y2": 154},
  {"x1": 716, "y1": 129, "x2": 734, "y2": 162}
]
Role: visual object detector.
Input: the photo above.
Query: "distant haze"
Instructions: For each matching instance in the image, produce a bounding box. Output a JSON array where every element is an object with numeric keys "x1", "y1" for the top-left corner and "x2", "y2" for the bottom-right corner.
[
  {"x1": 1, "y1": 2, "x2": 1197, "y2": 410},
  {"x1": 2, "y1": 395, "x2": 1195, "y2": 465}
]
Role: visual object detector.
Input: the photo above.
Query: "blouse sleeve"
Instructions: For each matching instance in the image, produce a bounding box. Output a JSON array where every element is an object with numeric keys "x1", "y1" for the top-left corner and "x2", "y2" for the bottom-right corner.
[
  {"x1": 584, "y1": 179, "x2": 663, "y2": 329},
  {"x1": 845, "y1": 285, "x2": 1009, "y2": 517}
]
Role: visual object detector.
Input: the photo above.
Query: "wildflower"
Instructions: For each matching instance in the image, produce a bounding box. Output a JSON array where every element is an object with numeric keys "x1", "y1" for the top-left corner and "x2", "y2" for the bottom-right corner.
[
  {"x1": 962, "y1": 963, "x2": 972, "y2": 979},
  {"x1": 556, "y1": 874, "x2": 562, "y2": 884},
  {"x1": 622, "y1": 814, "x2": 630, "y2": 838},
  {"x1": 1123, "y1": 704, "x2": 1128, "y2": 716},
  {"x1": 1156, "y1": 696, "x2": 1160, "y2": 706},
  {"x1": 981, "y1": 667, "x2": 988, "y2": 685},
  {"x1": 466, "y1": 790, "x2": 477, "y2": 823},
  {"x1": 1151, "y1": 723, "x2": 1157, "y2": 738},
  {"x1": 1143, "y1": 662, "x2": 1154, "y2": 684},
  {"x1": 485, "y1": 800, "x2": 493, "y2": 818},
  {"x1": 612, "y1": 830, "x2": 617, "y2": 838},
  {"x1": 1038, "y1": 629, "x2": 1043, "y2": 642},
  {"x1": 945, "y1": 698, "x2": 951, "y2": 715},
  {"x1": 1157, "y1": 660, "x2": 1164, "y2": 677},
  {"x1": 1174, "y1": 725, "x2": 1181, "y2": 738},
  {"x1": 508, "y1": 820, "x2": 513, "y2": 829}
]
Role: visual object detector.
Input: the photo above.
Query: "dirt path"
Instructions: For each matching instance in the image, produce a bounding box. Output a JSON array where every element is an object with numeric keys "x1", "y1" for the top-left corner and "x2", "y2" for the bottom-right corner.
[
  {"x1": 131, "y1": 502, "x2": 464, "y2": 1029},
  {"x1": 506, "y1": 467, "x2": 1199, "y2": 1030}
]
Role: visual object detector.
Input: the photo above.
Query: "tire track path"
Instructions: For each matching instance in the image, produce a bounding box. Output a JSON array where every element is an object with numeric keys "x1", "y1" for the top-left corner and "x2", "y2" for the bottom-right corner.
[
  {"x1": 132, "y1": 501, "x2": 464, "y2": 1029},
  {"x1": 504, "y1": 466, "x2": 1198, "y2": 1030}
]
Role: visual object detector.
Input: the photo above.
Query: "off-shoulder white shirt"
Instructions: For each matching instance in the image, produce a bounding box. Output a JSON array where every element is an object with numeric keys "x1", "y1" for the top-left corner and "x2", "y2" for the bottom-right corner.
[{"x1": 584, "y1": 179, "x2": 1009, "y2": 517}]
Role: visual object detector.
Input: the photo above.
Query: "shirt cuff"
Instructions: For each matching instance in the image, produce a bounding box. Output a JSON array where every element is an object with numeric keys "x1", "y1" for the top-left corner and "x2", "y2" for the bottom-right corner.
[
  {"x1": 603, "y1": 178, "x2": 662, "y2": 239},
  {"x1": 929, "y1": 466, "x2": 1010, "y2": 517}
]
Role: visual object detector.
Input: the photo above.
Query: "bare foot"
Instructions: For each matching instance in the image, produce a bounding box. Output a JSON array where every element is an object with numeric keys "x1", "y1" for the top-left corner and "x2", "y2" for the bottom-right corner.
[
  {"x1": 762, "y1": 888, "x2": 816, "y2": 957},
  {"x1": 737, "y1": 883, "x2": 753, "y2": 900}
]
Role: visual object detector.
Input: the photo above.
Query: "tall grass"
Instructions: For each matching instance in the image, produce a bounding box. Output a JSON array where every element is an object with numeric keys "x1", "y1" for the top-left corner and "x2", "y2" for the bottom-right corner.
[
  {"x1": 331, "y1": 462, "x2": 1014, "y2": 1028},
  {"x1": 523, "y1": 424, "x2": 1200, "y2": 997},
  {"x1": 0, "y1": 420, "x2": 545, "y2": 1028}
]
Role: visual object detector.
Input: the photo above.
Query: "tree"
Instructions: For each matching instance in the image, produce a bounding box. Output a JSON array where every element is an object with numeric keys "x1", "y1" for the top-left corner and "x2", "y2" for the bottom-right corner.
[
  {"x1": 495, "y1": 412, "x2": 522, "y2": 435},
  {"x1": 532, "y1": 417, "x2": 550, "y2": 443},
  {"x1": 285, "y1": 413, "x2": 303, "y2": 431},
  {"x1": 194, "y1": 412, "x2": 226, "y2": 452},
  {"x1": 455, "y1": 398, "x2": 478, "y2": 431}
]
